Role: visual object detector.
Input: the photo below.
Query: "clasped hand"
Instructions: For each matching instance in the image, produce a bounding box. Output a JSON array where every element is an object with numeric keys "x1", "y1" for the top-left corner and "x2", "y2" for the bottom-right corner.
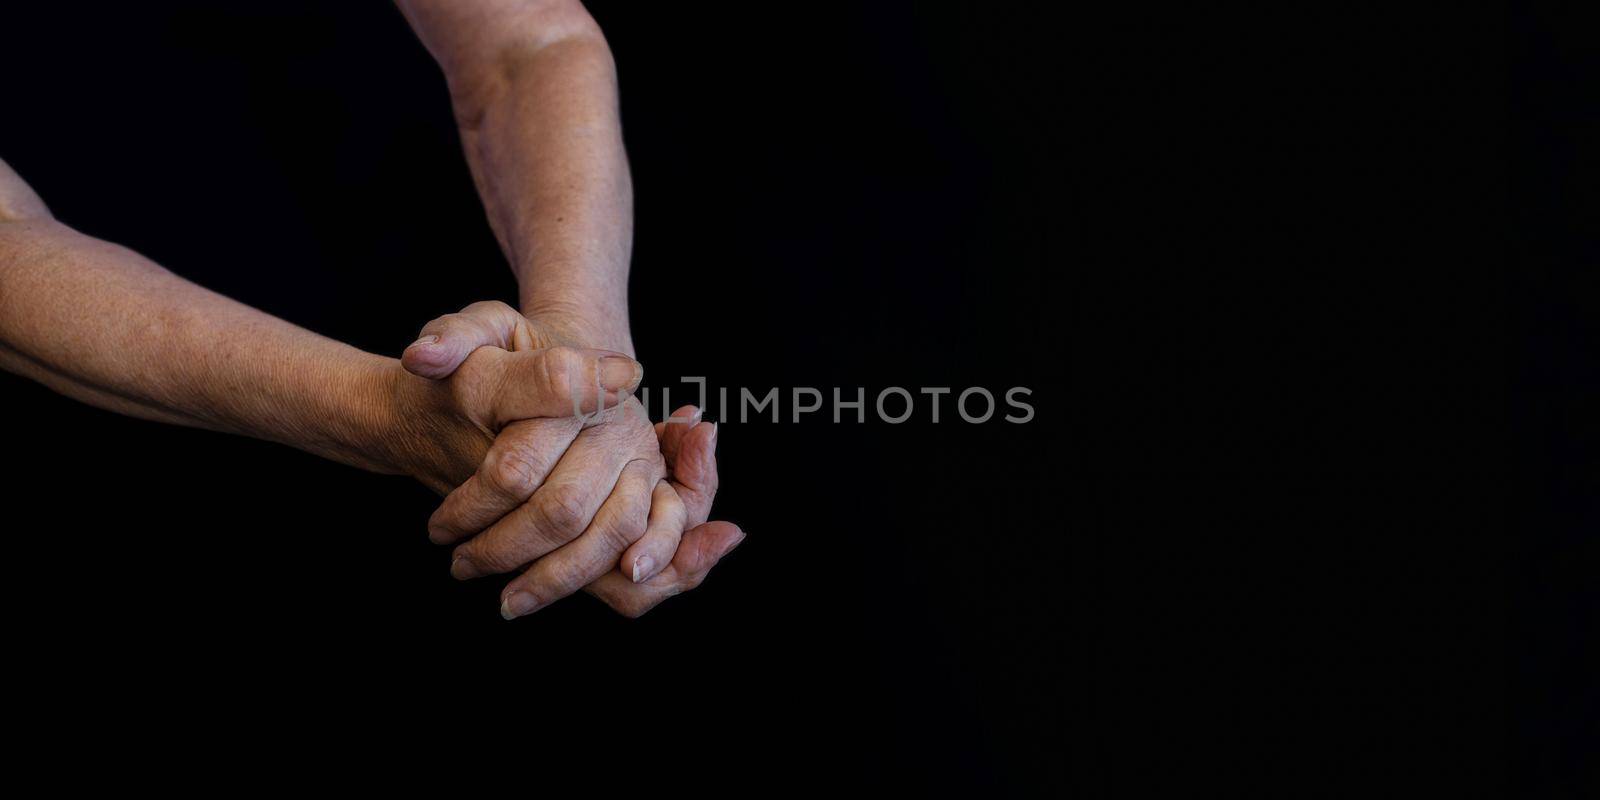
[{"x1": 380, "y1": 301, "x2": 742, "y2": 619}]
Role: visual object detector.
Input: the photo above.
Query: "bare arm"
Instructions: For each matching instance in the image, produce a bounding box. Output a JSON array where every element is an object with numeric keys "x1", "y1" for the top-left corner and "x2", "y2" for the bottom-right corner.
[
  {"x1": 0, "y1": 159, "x2": 405, "y2": 471},
  {"x1": 396, "y1": 0, "x2": 635, "y2": 355},
  {"x1": 0, "y1": 158, "x2": 637, "y2": 487}
]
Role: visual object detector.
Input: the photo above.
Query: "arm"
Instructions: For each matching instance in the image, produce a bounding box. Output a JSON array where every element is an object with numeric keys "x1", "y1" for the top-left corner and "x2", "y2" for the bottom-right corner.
[
  {"x1": 394, "y1": 2, "x2": 747, "y2": 616},
  {"x1": 0, "y1": 158, "x2": 736, "y2": 615},
  {"x1": 396, "y1": 0, "x2": 635, "y2": 355},
  {"x1": 0, "y1": 158, "x2": 637, "y2": 490},
  {"x1": 0, "y1": 159, "x2": 403, "y2": 472}
]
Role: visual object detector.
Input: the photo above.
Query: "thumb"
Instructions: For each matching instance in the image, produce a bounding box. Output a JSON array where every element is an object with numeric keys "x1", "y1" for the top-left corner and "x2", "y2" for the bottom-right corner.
[
  {"x1": 482, "y1": 346, "x2": 644, "y2": 423},
  {"x1": 401, "y1": 301, "x2": 531, "y2": 379},
  {"x1": 671, "y1": 520, "x2": 745, "y2": 576},
  {"x1": 656, "y1": 404, "x2": 702, "y2": 464},
  {"x1": 581, "y1": 519, "x2": 745, "y2": 618}
]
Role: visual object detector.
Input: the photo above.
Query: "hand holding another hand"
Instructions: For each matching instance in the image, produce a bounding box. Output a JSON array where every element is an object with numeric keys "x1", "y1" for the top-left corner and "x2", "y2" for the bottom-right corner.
[{"x1": 389, "y1": 301, "x2": 742, "y2": 618}]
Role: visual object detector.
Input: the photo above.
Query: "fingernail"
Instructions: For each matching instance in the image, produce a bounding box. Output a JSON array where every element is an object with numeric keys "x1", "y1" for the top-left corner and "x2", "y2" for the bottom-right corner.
[
  {"x1": 707, "y1": 421, "x2": 719, "y2": 447},
  {"x1": 450, "y1": 553, "x2": 478, "y2": 580},
  {"x1": 410, "y1": 334, "x2": 439, "y2": 348},
  {"x1": 632, "y1": 555, "x2": 655, "y2": 583},
  {"x1": 501, "y1": 591, "x2": 539, "y2": 620},
  {"x1": 599, "y1": 356, "x2": 642, "y2": 391}
]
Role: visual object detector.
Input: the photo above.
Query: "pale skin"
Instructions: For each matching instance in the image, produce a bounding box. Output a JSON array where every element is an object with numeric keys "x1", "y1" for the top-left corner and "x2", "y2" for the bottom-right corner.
[{"x1": 0, "y1": 0, "x2": 740, "y2": 618}]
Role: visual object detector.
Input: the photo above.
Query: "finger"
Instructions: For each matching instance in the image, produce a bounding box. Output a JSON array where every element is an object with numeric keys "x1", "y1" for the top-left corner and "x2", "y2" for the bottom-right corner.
[
  {"x1": 498, "y1": 458, "x2": 661, "y2": 619},
  {"x1": 474, "y1": 346, "x2": 644, "y2": 423},
  {"x1": 619, "y1": 480, "x2": 687, "y2": 584},
  {"x1": 669, "y1": 418, "x2": 720, "y2": 527},
  {"x1": 667, "y1": 520, "x2": 743, "y2": 576},
  {"x1": 582, "y1": 521, "x2": 746, "y2": 619},
  {"x1": 656, "y1": 404, "x2": 703, "y2": 465},
  {"x1": 449, "y1": 421, "x2": 638, "y2": 578},
  {"x1": 427, "y1": 416, "x2": 583, "y2": 545},
  {"x1": 402, "y1": 300, "x2": 528, "y2": 379}
]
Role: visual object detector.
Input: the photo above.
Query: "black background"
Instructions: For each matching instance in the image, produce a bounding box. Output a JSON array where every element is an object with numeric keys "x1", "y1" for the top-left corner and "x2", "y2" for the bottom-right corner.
[
  {"x1": 1514, "y1": 3, "x2": 1600, "y2": 797},
  {"x1": 0, "y1": 1, "x2": 1529, "y2": 795}
]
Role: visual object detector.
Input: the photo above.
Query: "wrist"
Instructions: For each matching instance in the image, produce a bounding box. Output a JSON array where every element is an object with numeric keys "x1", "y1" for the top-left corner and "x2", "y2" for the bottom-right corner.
[
  {"x1": 201, "y1": 341, "x2": 409, "y2": 476},
  {"x1": 520, "y1": 299, "x2": 634, "y2": 357},
  {"x1": 350, "y1": 354, "x2": 496, "y2": 494},
  {"x1": 317, "y1": 351, "x2": 416, "y2": 476}
]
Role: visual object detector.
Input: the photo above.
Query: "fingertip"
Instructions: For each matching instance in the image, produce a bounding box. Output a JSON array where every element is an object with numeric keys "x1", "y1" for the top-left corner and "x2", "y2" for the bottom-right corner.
[
  {"x1": 450, "y1": 549, "x2": 485, "y2": 581},
  {"x1": 631, "y1": 554, "x2": 658, "y2": 583},
  {"x1": 656, "y1": 405, "x2": 696, "y2": 464},
  {"x1": 699, "y1": 419, "x2": 719, "y2": 450},
  {"x1": 663, "y1": 406, "x2": 701, "y2": 434},
  {"x1": 426, "y1": 522, "x2": 451, "y2": 545},
  {"x1": 665, "y1": 412, "x2": 710, "y2": 451},
  {"x1": 673, "y1": 420, "x2": 719, "y2": 486},
  {"x1": 598, "y1": 353, "x2": 643, "y2": 393},
  {"x1": 624, "y1": 483, "x2": 685, "y2": 584},
  {"x1": 425, "y1": 480, "x2": 479, "y2": 546},
  {"x1": 714, "y1": 522, "x2": 746, "y2": 556},
  {"x1": 500, "y1": 589, "x2": 540, "y2": 620},
  {"x1": 685, "y1": 521, "x2": 744, "y2": 566}
]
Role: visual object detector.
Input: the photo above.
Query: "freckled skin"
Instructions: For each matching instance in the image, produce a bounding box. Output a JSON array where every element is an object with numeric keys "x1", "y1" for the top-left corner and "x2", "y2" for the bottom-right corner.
[{"x1": 0, "y1": 0, "x2": 742, "y2": 617}]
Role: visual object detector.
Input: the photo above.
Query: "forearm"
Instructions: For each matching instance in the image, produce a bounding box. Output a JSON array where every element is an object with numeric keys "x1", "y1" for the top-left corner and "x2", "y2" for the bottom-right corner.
[
  {"x1": 0, "y1": 198, "x2": 402, "y2": 472},
  {"x1": 468, "y1": 36, "x2": 633, "y2": 349},
  {"x1": 399, "y1": 0, "x2": 634, "y2": 354}
]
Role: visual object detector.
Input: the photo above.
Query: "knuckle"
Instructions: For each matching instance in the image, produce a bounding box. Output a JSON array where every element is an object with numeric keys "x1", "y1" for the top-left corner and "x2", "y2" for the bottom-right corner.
[
  {"x1": 463, "y1": 300, "x2": 506, "y2": 317},
  {"x1": 482, "y1": 509, "x2": 555, "y2": 571},
  {"x1": 543, "y1": 558, "x2": 590, "y2": 593},
  {"x1": 535, "y1": 484, "x2": 588, "y2": 537},
  {"x1": 430, "y1": 312, "x2": 460, "y2": 328},
  {"x1": 541, "y1": 349, "x2": 579, "y2": 408},
  {"x1": 470, "y1": 507, "x2": 543, "y2": 574},
  {"x1": 599, "y1": 464, "x2": 656, "y2": 550},
  {"x1": 484, "y1": 445, "x2": 541, "y2": 498},
  {"x1": 598, "y1": 509, "x2": 647, "y2": 553}
]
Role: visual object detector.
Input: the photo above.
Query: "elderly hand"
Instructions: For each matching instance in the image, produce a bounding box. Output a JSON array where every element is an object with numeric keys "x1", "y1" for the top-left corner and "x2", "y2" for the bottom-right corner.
[
  {"x1": 398, "y1": 301, "x2": 742, "y2": 618},
  {"x1": 583, "y1": 402, "x2": 741, "y2": 618},
  {"x1": 379, "y1": 335, "x2": 642, "y2": 496}
]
